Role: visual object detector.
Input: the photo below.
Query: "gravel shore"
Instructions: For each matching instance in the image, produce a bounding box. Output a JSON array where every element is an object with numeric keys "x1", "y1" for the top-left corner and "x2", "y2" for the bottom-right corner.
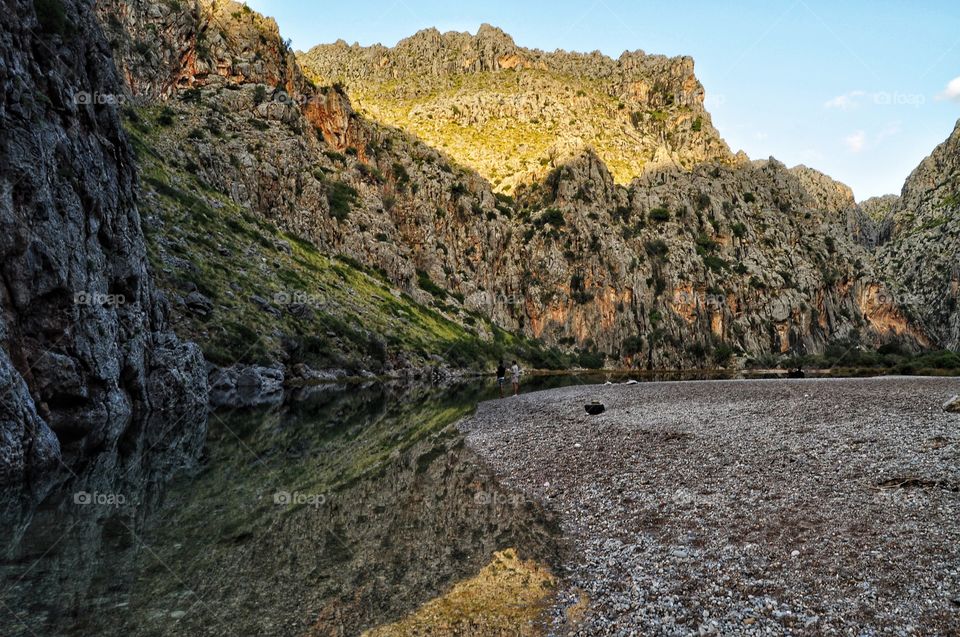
[{"x1": 458, "y1": 377, "x2": 960, "y2": 636}]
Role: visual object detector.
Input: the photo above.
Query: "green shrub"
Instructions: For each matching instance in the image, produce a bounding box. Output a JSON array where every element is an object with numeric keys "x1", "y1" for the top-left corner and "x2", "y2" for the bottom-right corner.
[
  {"x1": 712, "y1": 343, "x2": 735, "y2": 366},
  {"x1": 416, "y1": 270, "x2": 448, "y2": 299},
  {"x1": 622, "y1": 335, "x2": 645, "y2": 355},
  {"x1": 323, "y1": 149, "x2": 346, "y2": 163},
  {"x1": 533, "y1": 208, "x2": 565, "y2": 228},
  {"x1": 695, "y1": 233, "x2": 719, "y2": 253},
  {"x1": 180, "y1": 88, "x2": 202, "y2": 103},
  {"x1": 576, "y1": 350, "x2": 605, "y2": 369},
  {"x1": 702, "y1": 255, "x2": 728, "y2": 272},
  {"x1": 327, "y1": 181, "x2": 357, "y2": 220},
  {"x1": 649, "y1": 207, "x2": 670, "y2": 222}
]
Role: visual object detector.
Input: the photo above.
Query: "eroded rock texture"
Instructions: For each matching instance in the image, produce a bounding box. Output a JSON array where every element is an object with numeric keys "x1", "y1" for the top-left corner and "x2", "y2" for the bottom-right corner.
[{"x1": 0, "y1": 0, "x2": 206, "y2": 516}]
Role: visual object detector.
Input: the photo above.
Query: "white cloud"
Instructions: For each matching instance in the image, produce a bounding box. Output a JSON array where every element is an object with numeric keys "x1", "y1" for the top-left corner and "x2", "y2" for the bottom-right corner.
[
  {"x1": 936, "y1": 76, "x2": 960, "y2": 102},
  {"x1": 844, "y1": 130, "x2": 867, "y2": 153},
  {"x1": 754, "y1": 132, "x2": 769, "y2": 141},
  {"x1": 825, "y1": 90, "x2": 866, "y2": 110},
  {"x1": 876, "y1": 121, "x2": 901, "y2": 143}
]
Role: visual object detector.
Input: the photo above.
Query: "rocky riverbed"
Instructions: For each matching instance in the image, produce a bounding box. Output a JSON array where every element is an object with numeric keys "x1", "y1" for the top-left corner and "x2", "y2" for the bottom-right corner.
[{"x1": 458, "y1": 376, "x2": 960, "y2": 635}]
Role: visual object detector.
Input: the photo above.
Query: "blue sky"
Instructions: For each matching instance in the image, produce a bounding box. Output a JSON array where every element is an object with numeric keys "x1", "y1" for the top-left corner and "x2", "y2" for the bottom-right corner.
[{"x1": 247, "y1": 0, "x2": 960, "y2": 200}]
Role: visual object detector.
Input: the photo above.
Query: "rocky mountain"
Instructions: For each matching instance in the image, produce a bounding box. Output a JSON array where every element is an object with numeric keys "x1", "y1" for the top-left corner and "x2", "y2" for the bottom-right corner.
[
  {"x1": 299, "y1": 25, "x2": 737, "y2": 193},
  {"x1": 0, "y1": 0, "x2": 206, "y2": 517},
  {"x1": 85, "y1": 2, "x2": 932, "y2": 375},
  {"x1": 1, "y1": 0, "x2": 954, "y2": 530},
  {"x1": 874, "y1": 120, "x2": 960, "y2": 349}
]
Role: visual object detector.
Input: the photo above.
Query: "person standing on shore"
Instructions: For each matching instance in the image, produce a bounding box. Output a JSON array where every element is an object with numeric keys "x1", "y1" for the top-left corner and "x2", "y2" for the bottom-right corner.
[
  {"x1": 496, "y1": 360, "x2": 507, "y2": 398},
  {"x1": 510, "y1": 360, "x2": 521, "y2": 396}
]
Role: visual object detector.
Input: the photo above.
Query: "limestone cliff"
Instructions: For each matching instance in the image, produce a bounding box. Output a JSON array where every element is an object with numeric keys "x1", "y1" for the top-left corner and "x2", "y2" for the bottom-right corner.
[
  {"x1": 875, "y1": 120, "x2": 960, "y2": 349},
  {"x1": 0, "y1": 0, "x2": 206, "y2": 517},
  {"x1": 94, "y1": 2, "x2": 931, "y2": 372},
  {"x1": 299, "y1": 25, "x2": 735, "y2": 193}
]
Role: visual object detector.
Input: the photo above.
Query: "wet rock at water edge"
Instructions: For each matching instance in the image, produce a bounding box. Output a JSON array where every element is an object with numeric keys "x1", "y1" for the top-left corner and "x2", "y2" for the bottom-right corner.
[{"x1": 208, "y1": 364, "x2": 285, "y2": 408}]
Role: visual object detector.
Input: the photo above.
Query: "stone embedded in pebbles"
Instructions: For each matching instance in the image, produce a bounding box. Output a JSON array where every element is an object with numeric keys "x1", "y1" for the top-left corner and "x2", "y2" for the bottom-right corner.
[{"x1": 944, "y1": 395, "x2": 960, "y2": 413}]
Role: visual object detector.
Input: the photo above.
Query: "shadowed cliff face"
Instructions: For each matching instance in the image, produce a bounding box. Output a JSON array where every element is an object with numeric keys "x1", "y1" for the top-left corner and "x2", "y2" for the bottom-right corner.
[{"x1": 0, "y1": 0, "x2": 206, "y2": 517}]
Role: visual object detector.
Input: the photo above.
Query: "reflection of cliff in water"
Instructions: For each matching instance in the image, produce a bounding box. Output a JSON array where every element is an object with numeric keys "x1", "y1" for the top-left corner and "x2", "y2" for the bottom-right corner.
[{"x1": 1, "y1": 382, "x2": 559, "y2": 636}]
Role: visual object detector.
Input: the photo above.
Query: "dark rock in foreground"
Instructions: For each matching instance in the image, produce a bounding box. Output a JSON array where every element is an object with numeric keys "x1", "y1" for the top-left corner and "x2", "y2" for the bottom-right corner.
[{"x1": 0, "y1": 0, "x2": 206, "y2": 518}]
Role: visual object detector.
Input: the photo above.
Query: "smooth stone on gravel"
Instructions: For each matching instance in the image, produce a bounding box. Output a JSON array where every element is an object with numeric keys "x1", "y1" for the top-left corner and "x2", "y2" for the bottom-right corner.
[
  {"x1": 944, "y1": 395, "x2": 960, "y2": 413},
  {"x1": 458, "y1": 376, "x2": 960, "y2": 635}
]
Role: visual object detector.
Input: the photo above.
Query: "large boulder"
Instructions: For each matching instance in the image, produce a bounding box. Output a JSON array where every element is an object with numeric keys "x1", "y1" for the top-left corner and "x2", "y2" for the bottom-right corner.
[
  {"x1": 208, "y1": 364, "x2": 285, "y2": 408},
  {"x1": 944, "y1": 395, "x2": 960, "y2": 414}
]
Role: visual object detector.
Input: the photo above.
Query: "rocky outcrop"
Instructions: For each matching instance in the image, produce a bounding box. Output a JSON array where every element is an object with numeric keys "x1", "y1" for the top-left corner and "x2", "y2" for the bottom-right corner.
[
  {"x1": 208, "y1": 364, "x2": 284, "y2": 408},
  {"x1": 874, "y1": 119, "x2": 960, "y2": 349},
  {"x1": 299, "y1": 25, "x2": 735, "y2": 192},
  {"x1": 0, "y1": 0, "x2": 207, "y2": 516}
]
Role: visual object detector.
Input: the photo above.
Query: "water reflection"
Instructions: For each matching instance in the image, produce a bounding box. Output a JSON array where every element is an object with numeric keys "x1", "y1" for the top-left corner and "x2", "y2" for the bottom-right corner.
[{"x1": 1, "y1": 381, "x2": 558, "y2": 636}]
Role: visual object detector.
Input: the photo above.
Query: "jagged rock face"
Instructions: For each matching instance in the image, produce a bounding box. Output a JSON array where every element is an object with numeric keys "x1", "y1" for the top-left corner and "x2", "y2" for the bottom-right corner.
[
  {"x1": 857, "y1": 194, "x2": 898, "y2": 246},
  {"x1": 98, "y1": 0, "x2": 309, "y2": 100},
  {"x1": 0, "y1": 0, "x2": 207, "y2": 516},
  {"x1": 875, "y1": 120, "x2": 960, "y2": 349},
  {"x1": 101, "y1": 3, "x2": 929, "y2": 369},
  {"x1": 298, "y1": 25, "x2": 735, "y2": 193},
  {"x1": 499, "y1": 153, "x2": 925, "y2": 365},
  {"x1": 789, "y1": 164, "x2": 887, "y2": 249}
]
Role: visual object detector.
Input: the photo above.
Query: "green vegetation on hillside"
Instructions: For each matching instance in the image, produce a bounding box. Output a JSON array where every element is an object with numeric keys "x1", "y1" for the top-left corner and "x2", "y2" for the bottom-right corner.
[{"x1": 125, "y1": 107, "x2": 589, "y2": 374}]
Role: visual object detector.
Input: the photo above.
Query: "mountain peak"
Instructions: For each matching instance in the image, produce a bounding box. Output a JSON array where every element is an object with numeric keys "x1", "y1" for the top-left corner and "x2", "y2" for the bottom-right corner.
[{"x1": 299, "y1": 27, "x2": 732, "y2": 192}]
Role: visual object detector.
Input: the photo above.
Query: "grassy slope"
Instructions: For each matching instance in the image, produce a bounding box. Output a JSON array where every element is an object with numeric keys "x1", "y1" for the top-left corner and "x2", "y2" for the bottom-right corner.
[{"x1": 125, "y1": 106, "x2": 575, "y2": 373}]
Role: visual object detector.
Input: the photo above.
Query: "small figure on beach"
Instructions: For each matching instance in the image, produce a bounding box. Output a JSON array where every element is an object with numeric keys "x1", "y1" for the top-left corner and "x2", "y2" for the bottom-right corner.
[
  {"x1": 510, "y1": 360, "x2": 521, "y2": 396},
  {"x1": 496, "y1": 360, "x2": 507, "y2": 398}
]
